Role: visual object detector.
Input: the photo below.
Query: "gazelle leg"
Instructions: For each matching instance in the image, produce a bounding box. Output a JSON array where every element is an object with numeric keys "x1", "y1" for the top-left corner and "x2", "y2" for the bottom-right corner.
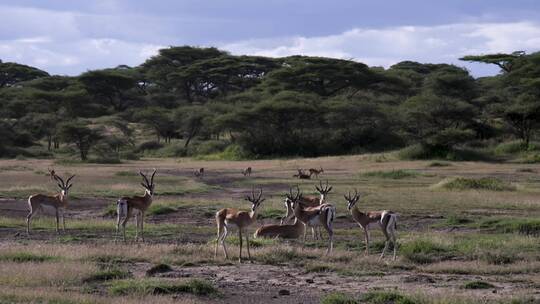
[
  {"x1": 140, "y1": 212, "x2": 145, "y2": 242},
  {"x1": 323, "y1": 224, "x2": 333, "y2": 255},
  {"x1": 55, "y1": 209, "x2": 60, "y2": 233},
  {"x1": 380, "y1": 239, "x2": 389, "y2": 260},
  {"x1": 302, "y1": 225, "x2": 308, "y2": 251},
  {"x1": 245, "y1": 229, "x2": 251, "y2": 260},
  {"x1": 215, "y1": 222, "x2": 223, "y2": 258},
  {"x1": 61, "y1": 210, "x2": 66, "y2": 231},
  {"x1": 311, "y1": 227, "x2": 317, "y2": 240},
  {"x1": 26, "y1": 209, "x2": 35, "y2": 235},
  {"x1": 134, "y1": 213, "x2": 139, "y2": 241},
  {"x1": 221, "y1": 226, "x2": 229, "y2": 259},
  {"x1": 364, "y1": 229, "x2": 370, "y2": 255},
  {"x1": 238, "y1": 229, "x2": 243, "y2": 262},
  {"x1": 120, "y1": 212, "x2": 130, "y2": 242}
]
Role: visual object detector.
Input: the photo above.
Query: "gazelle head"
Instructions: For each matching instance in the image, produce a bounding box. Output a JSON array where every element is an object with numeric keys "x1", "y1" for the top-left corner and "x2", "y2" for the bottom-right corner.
[
  {"x1": 285, "y1": 186, "x2": 302, "y2": 208},
  {"x1": 344, "y1": 189, "x2": 360, "y2": 211},
  {"x1": 140, "y1": 169, "x2": 157, "y2": 196},
  {"x1": 53, "y1": 173, "x2": 75, "y2": 196},
  {"x1": 315, "y1": 180, "x2": 332, "y2": 202},
  {"x1": 245, "y1": 187, "x2": 265, "y2": 212}
]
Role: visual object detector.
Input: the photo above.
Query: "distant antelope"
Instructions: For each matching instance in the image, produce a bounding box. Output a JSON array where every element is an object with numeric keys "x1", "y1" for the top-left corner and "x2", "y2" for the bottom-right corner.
[
  {"x1": 116, "y1": 169, "x2": 156, "y2": 242},
  {"x1": 287, "y1": 187, "x2": 336, "y2": 254},
  {"x1": 281, "y1": 180, "x2": 332, "y2": 239},
  {"x1": 254, "y1": 217, "x2": 305, "y2": 239},
  {"x1": 215, "y1": 187, "x2": 265, "y2": 262},
  {"x1": 47, "y1": 168, "x2": 56, "y2": 181},
  {"x1": 194, "y1": 167, "x2": 204, "y2": 178},
  {"x1": 309, "y1": 167, "x2": 324, "y2": 178},
  {"x1": 344, "y1": 189, "x2": 398, "y2": 260},
  {"x1": 293, "y1": 169, "x2": 311, "y2": 179},
  {"x1": 242, "y1": 167, "x2": 252, "y2": 176},
  {"x1": 26, "y1": 173, "x2": 75, "y2": 234}
]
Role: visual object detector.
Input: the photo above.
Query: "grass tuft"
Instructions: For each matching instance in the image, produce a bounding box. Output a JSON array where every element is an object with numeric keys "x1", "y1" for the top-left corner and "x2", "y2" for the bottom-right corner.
[
  {"x1": 320, "y1": 292, "x2": 358, "y2": 304},
  {"x1": 83, "y1": 268, "x2": 131, "y2": 283},
  {"x1": 463, "y1": 280, "x2": 496, "y2": 289},
  {"x1": 363, "y1": 169, "x2": 419, "y2": 179},
  {"x1": 432, "y1": 177, "x2": 516, "y2": 191},
  {"x1": 0, "y1": 252, "x2": 58, "y2": 263},
  {"x1": 400, "y1": 239, "x2": 453, "y2": 264},
  {"x1": 146, "y1": 263, "x2": 173, "y2": 276},
  {"x1": 360, "y1": 291, "x2": 415, "y2": 304}
]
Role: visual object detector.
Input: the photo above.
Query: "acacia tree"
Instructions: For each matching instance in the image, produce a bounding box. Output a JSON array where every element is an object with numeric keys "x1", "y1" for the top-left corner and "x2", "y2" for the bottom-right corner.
[
  {"x1": 175, "y1": 105, "x2": 210, "y2": 148},
  {"x1": 57, "y1": 121, "x2": 102, "y2": 160},
  {"x1": 0, "y1": 61, "x2": 49, "y2": 88},
  {"x1": 460, "y1": 51, "x2": 525, "y2": 73},
  {"x1": 133, "y1": 107, "x2": 177, "y2": 143},
  {"x1": 79, "y1": 69, "x2": 139, "y2": 111}
]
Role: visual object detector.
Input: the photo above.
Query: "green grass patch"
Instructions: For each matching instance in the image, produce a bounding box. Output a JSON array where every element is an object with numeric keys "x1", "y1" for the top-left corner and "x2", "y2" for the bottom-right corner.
[
  {"x1": 147, "y1": 204, "x2": 178, "y2": 215},
  {"x1": 114, "y1": 171, "x2": 138, "y2": 177},
  {"x1": 258, "y1": 208, "x2": 284, "y2": 220},
  {"x1": 109, "y1": 278, "x2": 217, "y2": 296},
  {"x1": 428, "y1": 161, "x2": 451, "y2": 167},
  {"x1": 477, "y1": 217, "x2": 540, "y2": 235},
  {"x1": 432, "y1": 177, "x2": 516, "y2": 191},
  {"x1": 321, "y1": 292, "x2": 358, "y2": 304},
  {"x1": 146, "y1": 263, "x2": 173, "y2": 276},
  {"x1": 86, "y1": 254, "x2": 147, "y2": 265},
  {"x1": 83, "y1": 268, "x2": 131, "y2": 283},
  {"x1": 360, "y1": 291, "x2": 415, "y2": 304},
  {"x1": 401, "y1": 239, "x2": 453, "y2": 264},
  {"x1": 363, "y1": 169, "x2": 419, "y2": 179},
  {"x1": 463, "y1": 280, "x2": 495, "y2": 289},
  {"x1": 0, "y1": 252, "x2": 58, "y2": 263}
]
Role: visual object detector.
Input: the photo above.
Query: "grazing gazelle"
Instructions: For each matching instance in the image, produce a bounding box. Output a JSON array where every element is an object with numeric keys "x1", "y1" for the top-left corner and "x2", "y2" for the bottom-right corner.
[
  {"x1": 47, "y1": 168, "x2": 56, "y2": 181},
  {"x1": 281, "y1": 180, "x2": 332, "y2": 239},
  {"x1": 215, "y1": 187, "x2": 265, "y2": 262},
  {"x1": 26, "y1": 172, "x2": 75, "y2": 235},
  {"x1": 344, "y1": 189, "x2": 398, "y2": 260},
  {"x1": 116, "y1": 169, "x2": 156, "y2": 242},
  {"x1": 242, "y1": 167, "x2": 252, "y2": 176},
  {"x1": 309, "y1": 167, "x2": 324, "y2": 178},
  {"x1": 293, "y1": 169, "x2": 311, "y2": 179},
  {"x1": 287, "y1": 187, "x2": 336, "y2": 254},
  {"x1": 193, "y1": 167, "x2": 204, "y2": 178},
  {"x1": 254, "y1": 217, "x2": 305, "y2": 239}
]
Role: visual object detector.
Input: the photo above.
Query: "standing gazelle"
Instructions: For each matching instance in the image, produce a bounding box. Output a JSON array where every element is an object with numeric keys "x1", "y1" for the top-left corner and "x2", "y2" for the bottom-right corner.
[
  {"x1": 287, "y1": 187, "x2": 336, "y2": 254},
  {"x1": 344, "y1": 189, "x2": 398, "y2": 260},
  {"x1": 215, "y1": 187, "x2": 265, "y2": 262},
  {"x1": 27, "y1": 173, "x2": 75, "y2": 235},
  {"x1": 116, "y1": 169, "x2": 156, "y2": 242}
]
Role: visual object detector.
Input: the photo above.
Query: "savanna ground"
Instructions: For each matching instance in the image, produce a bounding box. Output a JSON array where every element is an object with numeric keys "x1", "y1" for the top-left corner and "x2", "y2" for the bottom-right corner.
[{"x1": 1, "y1": 154, "x2": 540, "y2": 304}]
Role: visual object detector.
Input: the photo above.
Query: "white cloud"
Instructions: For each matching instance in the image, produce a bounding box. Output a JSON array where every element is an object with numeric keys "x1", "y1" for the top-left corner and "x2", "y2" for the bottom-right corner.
[{"x1": 222, "y1": 22, "x2": 540, "y2": 77}]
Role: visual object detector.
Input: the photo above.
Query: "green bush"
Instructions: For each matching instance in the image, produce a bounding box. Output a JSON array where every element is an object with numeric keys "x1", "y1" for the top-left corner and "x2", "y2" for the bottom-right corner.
[
  {"x1": 477, "y1": 218, "x2": 540, "y2": 235},
  {"x1": 494, "y1": 141, "x2": 528, "y2": 155},
  {"x1": 83, "y1": 268, "x2": 131, "y2": 283},
  {"x1": 196, "y1": 144, "x2": 252, "y2": 161},
  {"x1": 192, "y1": 140, "x2": 229, "y2": 155},
  {"x1": 146, "y1": 263, "x2": 173, "y2": 276}
]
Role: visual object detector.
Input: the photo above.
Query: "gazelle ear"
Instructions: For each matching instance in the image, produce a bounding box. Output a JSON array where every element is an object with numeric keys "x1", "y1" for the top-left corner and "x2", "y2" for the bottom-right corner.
[
  {"x1": 328, "y1": 186, "x2": 333, "y2": 192},
  {"x1": 57, "y1": 183, "x2": 63, "y2": 189},
  {"x1": 141, "y1": 183, "x2": 147, "y2": 189}
]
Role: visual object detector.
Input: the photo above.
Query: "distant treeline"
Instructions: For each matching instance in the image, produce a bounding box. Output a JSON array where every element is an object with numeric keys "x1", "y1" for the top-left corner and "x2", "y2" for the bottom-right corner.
[{"x1": 0, "y1": 47, "x2": 539, "y2": 160}]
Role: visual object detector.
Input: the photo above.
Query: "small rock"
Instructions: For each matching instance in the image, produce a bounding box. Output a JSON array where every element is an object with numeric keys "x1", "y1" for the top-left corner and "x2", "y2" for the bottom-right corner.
[
  {"x1": 325, "y1": 280, "x2": 333, "y2": 285},
  {"x1": 305, "y1": 278, "x2": 314, "y2": 284},
  {"x1": 278, "y1": 289, "x2": 290, "y2": 296}
]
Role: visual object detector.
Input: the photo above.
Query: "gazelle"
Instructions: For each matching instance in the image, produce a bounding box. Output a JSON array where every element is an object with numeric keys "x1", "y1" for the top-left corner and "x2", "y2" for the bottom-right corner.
[
  {"x1": 309, "y1": 167, "x2": 324, "y2": 178},
  {"x1": 193, "y1": 167, "x2": 204, "y2": 178},
  {"x1": 281, "y1": 180, "x2": 333, "y2": 239},
  {"x1": 26, "y1": 173, "x2": 75, "y2": 235},
  {"x1": 287, "y1": 187, "x2": 336, "y2": 254},
  {"x1": 47, "y1": 168, "x2": 56, "y2": 181},
  {"x1": 344, "y1": 189, "x2": 398, "y2": 260},
  {"x1": 242, "y1": 167, "x2": 252, "y2": 176},
  {"x1": 116, "y1": 169, "x2": 156, "y2": 242},
  {"x1": 215, "y1": 187, "x2": 265, "y2": 262},
  {"x1": 293, "y1": 169, "x2": 311, "y2": 179},
  {"x1": 254, "y1": 217, "x2": 305, "y2": 239}
]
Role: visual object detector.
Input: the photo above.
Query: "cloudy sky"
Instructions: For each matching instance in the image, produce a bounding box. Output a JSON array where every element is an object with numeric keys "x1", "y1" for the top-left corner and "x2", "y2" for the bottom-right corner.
[{"x1": 1, "y1": 0, "x2": 539, "y2": 77}]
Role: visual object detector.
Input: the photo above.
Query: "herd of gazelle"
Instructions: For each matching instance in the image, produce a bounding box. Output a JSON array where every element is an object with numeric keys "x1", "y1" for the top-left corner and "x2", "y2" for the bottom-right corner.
[{"x1": 25, "y1": 167, "x2": 398, "y2": 262}]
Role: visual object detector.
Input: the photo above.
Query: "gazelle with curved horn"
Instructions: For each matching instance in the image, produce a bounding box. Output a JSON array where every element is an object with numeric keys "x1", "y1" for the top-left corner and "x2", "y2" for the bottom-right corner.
[
  {"x1": 287, "y1": 187, "x2": 336, "y2": 255},
  {"x1": 26, "y1": 173, "x2": 75, "y2": 234},
  {"x1": 344, "y1": 189, "x2": 398, "y2": 260},
  {"x1": 281, "y1": 180, "x2": 332, "y2": 239},
  {"x1": 215, "y1": 187, "x2": 265, "y2": 262},
  {"x1": 116, "y1": 169, "x2": 156, "y2": 242}
]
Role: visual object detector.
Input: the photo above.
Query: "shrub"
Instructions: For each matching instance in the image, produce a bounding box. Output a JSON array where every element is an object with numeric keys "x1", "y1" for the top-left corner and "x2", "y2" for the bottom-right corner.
[
  {"x1": 119, "y1": 150, "x2": 140, "y2": 160},
  {"x1": 432, "y1": 177, "x2": 516, "y2": 191},
  {"x1": 193, "y1": 140, "x2": 229, "y2": 155},
  {"x1": 147, "y1": 204, "x2": 177, "y2": 215},
  {"x1": 477, "y1": 218, "x2": 540, "y2": 236},
  {"x1": 137, "y1": 141, "x2": 163, "y2": 152},
  {"x1": 196, "y1": 144, "x2": 252, "y2": 161},
  {"x1": 428, "y1": 161, "x2": 451, "y2": 167},
  {"x1": 494, "y1": 141, "x2": 528, "y2": 155}
]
